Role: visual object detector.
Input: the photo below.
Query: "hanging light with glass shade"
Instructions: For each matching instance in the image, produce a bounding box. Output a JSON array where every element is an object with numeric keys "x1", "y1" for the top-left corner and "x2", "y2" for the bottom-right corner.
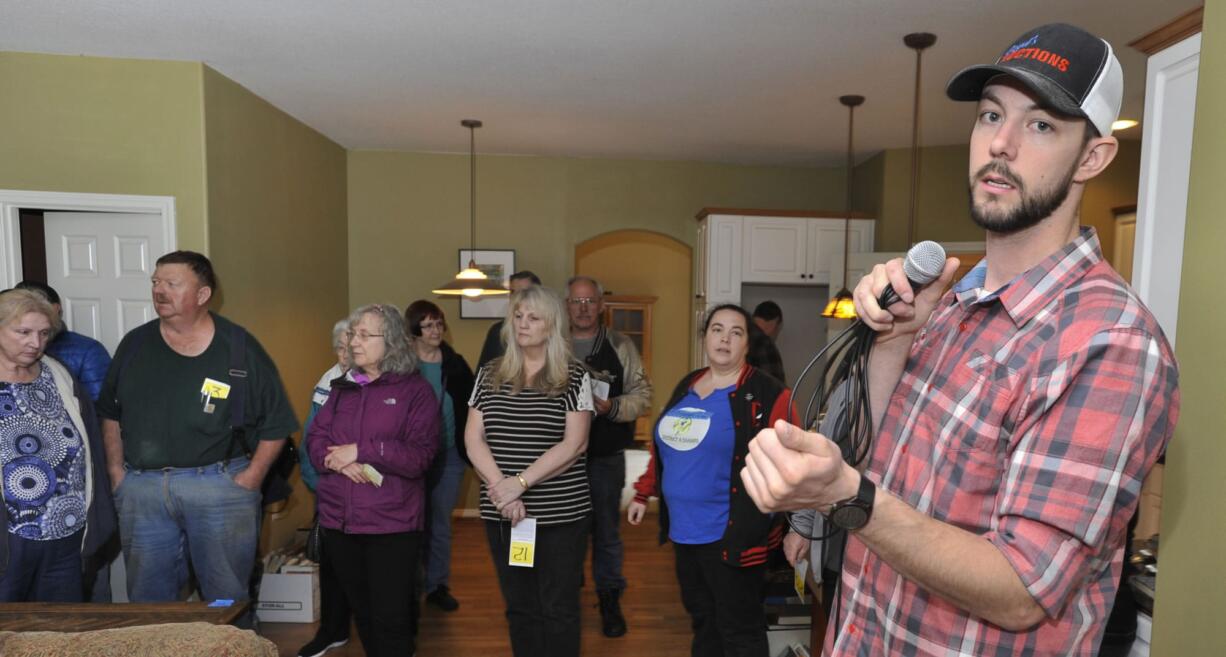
[
  {"x1": 822, "y1": 94, "x2": 863, "y2": 320},
  {"x1": 433, "y1": 119, "x2": 511, "y2": 297}
]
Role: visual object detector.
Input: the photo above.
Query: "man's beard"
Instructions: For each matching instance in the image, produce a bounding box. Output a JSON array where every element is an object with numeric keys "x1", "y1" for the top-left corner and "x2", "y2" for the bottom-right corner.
[{"x1": 968, "y1": 159, "x2": 1077, "y2": 235}]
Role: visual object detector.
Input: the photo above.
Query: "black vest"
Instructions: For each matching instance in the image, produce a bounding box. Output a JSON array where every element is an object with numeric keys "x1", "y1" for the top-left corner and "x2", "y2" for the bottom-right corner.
[{"x1": 579, "y1": 327, "x2": 635, "y2": 457}]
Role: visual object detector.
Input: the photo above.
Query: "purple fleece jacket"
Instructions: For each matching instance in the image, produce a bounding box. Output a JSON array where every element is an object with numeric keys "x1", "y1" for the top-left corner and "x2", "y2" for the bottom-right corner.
[{"x1": 307, "y1": 370, "x2": 440, "y2": 534}]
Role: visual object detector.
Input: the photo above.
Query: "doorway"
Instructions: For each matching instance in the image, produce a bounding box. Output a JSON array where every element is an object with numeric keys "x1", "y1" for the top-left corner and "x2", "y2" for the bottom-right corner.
[
  {"x1": 1, "y1": 189, "x2": 176, "y2": 602},
  {"x1": 1, "y1": 190, "x2": 176, "y2": 353}
]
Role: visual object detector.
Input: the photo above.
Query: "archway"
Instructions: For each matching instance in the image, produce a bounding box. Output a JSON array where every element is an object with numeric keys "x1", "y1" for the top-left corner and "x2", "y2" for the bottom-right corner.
[{"x1": 575, "y1": 229, "x2": 692, "y2": 428}]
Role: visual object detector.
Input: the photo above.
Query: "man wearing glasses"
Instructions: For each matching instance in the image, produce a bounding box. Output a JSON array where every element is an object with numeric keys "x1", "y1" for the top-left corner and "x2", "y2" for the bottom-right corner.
[
  {"x1": 98, "y1": 251, "x2": 297, "y2": 623},
  {"x1": 566, "y1": 275, "x2": 652, "y2": 638}
]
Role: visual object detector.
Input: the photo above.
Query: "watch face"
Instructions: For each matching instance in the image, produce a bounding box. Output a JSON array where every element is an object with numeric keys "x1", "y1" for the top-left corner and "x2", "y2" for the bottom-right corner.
[{"x1": 832, "y1": 504, "x2": 869, "y2": 530}]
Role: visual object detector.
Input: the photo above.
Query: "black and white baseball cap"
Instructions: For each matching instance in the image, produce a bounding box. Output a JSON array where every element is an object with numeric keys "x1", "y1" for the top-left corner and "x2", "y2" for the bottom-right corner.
[{"x1": 946, "y1": 23, "x2": 1123, "y2": 136}]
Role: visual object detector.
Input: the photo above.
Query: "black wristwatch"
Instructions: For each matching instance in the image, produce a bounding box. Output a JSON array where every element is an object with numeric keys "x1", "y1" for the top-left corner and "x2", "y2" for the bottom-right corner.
[{"x1": 826, "y1": 474, "x2": 876, "y2": 531}]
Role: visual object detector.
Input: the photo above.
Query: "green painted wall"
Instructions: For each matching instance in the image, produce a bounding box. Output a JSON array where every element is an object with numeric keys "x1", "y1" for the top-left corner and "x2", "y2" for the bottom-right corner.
[
  {"x1": 347, "y1": 150, "x2": 846, "y2": 363},
  {"x1": 0, "y1": 52, "x2": 209, "y2": 251},
  {"x1": 202, "y1": 66, "x2": 349, "y2": 547},
  {"x1": 852, "y1": 151, "x2": 886, "y2": 221},
  {"x1": 349, "y1": 151, "x2": 847, "y2": 512},
  {"x1": 0, "y1": 51, "x2": 352, "y2": 550},
  {"x1": 857, "y1": 140, "x2": 1142, "y2": 261},
  {"x1": 1152, "y1": 2, "x2": 1226, "y2": 654}
]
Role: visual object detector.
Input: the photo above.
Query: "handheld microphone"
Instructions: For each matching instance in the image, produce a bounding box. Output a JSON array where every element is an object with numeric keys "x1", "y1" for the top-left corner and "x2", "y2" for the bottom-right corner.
[
  {"x1": 875, "y1": 241, "x2": 947, "y2": 309},
  {"x1": 787, "y1": 240, "x2": 950, "y2": 542}
]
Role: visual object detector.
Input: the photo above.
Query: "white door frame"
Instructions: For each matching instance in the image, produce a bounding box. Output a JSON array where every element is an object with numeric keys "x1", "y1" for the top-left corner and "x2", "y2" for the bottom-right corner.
[
  {"x1": 0, "y1": 189, "x2": 177, "y2": 289},
  {"x1": 1132, "y1": 33, "x2": 1200, "y2": 348}
]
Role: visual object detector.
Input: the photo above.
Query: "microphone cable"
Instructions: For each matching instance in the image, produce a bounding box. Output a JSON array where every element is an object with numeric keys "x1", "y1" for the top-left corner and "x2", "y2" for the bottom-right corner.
[{"x1": 783, "y1": 240, "x2": 946, "y2": 542}]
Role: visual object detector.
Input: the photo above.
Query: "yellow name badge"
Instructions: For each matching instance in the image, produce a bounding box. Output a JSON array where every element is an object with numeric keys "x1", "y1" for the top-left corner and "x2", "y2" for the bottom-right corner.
[
  {"x1": 201, "y1": 378, "x2": 232, "y2": 400},
  {"x1": 508, "y1": 518, "x2": 537, "y2": 568},
  {"x1": 794, "y1": 557, "x2": 808, "y2": 598}
]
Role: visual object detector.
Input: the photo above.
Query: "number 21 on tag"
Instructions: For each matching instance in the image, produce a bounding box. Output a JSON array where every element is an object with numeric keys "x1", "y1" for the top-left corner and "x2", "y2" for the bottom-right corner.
[{"x1": 508, "y1": 518, "x2": 537, "y2": 568}]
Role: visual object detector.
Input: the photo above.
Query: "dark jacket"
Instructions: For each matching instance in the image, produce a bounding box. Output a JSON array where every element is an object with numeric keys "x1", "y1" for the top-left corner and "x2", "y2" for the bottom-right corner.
[
  {"x1": 477, "y1": 321, "x2": 505, "y2": 371},
  {"x1": 579, "y1": 326, "x2": 653, "y2": 457},
  {"x1": 633, "y1": 364, "x2": 791, "y2": 567},
  {"x1": 0, "y1": 357, "x2": 116, "y2": 578},
  {"x1": 308, "y1": 370, "x2": 440, "y2": 534},
  {"x1": 747, "y1": 329, "x2": 786, "y2": 386},
  {"x1": 439, "y1": 342, "x2": 476, "y2": 464}
]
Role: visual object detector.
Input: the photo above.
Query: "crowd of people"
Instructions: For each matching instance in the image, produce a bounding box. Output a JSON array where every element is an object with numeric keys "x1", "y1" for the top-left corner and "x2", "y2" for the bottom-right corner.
[{"x1": 0, "y1": 21, "x2": 1179, "y2": 657}]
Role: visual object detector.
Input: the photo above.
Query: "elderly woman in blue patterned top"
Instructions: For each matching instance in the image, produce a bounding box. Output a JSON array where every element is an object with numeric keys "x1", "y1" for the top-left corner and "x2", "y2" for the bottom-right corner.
[{"x1": 0, "y1": 289, "x2": 115, "y2": 601}]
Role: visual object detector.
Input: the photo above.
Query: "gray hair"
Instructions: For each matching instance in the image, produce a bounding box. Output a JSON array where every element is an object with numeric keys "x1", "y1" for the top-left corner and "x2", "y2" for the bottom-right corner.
[
  {"x1": 348, "y1": 304, "x2": 417, "y2": 375},
  {"x1": 0, "y1": 289, "x2": 62, "y2": 335},
  {"x1": 566, "y1": 275, "x2": 604, "y2": 298},
  {"x1": 330, "y1": 318, "x2": 350, "y2": 350}
]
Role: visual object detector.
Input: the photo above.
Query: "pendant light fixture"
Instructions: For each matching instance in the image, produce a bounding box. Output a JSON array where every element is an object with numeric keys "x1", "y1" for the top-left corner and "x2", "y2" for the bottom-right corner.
[
  {"x1": 822, "y1": 94, "x2": 864, "y2": 320},
  {"x1": 433, "y1": 119, "x2": 510, "y2": 297},
  {"x1": 904, "y1": 32, "x2": 937, "y2": 248}
]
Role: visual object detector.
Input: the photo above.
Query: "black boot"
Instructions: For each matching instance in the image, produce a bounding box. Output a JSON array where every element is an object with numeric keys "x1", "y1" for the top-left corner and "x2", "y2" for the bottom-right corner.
[{"x1": 597, "y1": 588, "x2": 627, "y2": 637}]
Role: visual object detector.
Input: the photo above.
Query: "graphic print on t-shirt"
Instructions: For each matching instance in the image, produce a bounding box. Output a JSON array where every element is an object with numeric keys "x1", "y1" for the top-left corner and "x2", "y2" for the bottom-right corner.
[{"x1": 658, "y1": 407, "x2": 713, "y2": 452}]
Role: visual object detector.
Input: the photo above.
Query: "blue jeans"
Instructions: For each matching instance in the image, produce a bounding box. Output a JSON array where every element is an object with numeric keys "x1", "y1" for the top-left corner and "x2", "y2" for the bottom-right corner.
[
  {"x1": 423, "y1": 443, "x2": 466, "y2": 594},
  {"x1": 0, "y1": 531, "x2": 83, "y2": 602},
  {"x1": 587, "y1": 451, "x2": 626, "y2": 591},
  {"x1": 115, "y1": 458, "x2": 261, "y2": 604}
]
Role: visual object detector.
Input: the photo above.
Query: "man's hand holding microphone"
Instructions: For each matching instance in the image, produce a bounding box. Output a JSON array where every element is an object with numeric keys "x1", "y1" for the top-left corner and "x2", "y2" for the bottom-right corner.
[{"x1": 740, "y1": 248, "x2": 959, "y2": 514}]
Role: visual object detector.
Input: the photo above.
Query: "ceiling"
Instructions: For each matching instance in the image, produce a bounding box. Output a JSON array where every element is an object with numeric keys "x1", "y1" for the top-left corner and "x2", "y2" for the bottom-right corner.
[{"x1": 2, "y1": 1, "x2": 1199, "y2": 167}]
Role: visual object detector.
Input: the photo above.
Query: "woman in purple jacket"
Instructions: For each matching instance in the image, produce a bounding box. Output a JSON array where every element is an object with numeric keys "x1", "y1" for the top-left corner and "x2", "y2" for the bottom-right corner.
[{"x1": 307, "y1": 304, "x2": 440, "y2": 657}]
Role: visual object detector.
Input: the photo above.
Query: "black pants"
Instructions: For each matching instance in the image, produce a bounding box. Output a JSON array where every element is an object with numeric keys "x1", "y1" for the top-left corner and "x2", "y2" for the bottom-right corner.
[
  {"x1": 485, "y1": 517, "x2": 589, "y2": 657},
  {"x1": 317, "y1": 542, "x2": 353, "y2": 641},
  {"x1": 324, "y1": 529, "x2": 420, "y2": 657},
  {"x1": 674, "y1": 542, "x2": 769, "y2": 657}
]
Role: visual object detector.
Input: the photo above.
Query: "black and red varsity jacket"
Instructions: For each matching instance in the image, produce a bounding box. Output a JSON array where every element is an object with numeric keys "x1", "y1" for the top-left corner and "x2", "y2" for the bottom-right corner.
[{"x1": 632, "y1": 364, "x2": 793, "y2": 567}]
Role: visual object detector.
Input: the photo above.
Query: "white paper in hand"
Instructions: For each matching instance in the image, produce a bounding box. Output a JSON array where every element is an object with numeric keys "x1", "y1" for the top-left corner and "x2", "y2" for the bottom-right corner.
[
  {"x1": 362, "y1": 464, "x2": 384, "y2": 487},
  {"x1": 591, "y1": 378, "x2": 611, "y2": 402}
]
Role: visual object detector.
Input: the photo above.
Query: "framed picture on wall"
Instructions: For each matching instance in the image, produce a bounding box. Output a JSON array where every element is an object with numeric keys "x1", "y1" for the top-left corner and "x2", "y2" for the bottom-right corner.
[{"x1": 459, "y1": 249, "x2": 515, "y2": 319}]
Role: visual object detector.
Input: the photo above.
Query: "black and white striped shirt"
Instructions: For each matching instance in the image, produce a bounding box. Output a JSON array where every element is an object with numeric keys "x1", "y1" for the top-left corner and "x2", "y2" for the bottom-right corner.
[{"x1": 469, "y1": 361, "x2": 593, "y2": 525}]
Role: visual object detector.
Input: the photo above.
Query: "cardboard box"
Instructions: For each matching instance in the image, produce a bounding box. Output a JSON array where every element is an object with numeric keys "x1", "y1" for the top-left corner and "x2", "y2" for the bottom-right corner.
[{"x1": 256, "y1": 569, "x2": 319, "y2": 623}]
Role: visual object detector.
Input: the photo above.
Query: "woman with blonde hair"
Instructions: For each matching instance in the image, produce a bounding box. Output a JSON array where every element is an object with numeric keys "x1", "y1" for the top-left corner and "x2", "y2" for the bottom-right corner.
[
  {"x1": 0, "y1": 289, "x2": 115, "y2": 601},
  {"x1": 465, "y1": 286, "x2": 593, "y2": 657}
]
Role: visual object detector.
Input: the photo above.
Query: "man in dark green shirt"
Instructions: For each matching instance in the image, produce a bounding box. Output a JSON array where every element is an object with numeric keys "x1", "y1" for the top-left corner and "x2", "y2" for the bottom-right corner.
[{"x1": 97, "y1": 251, "x2": 298, "y2": 609}]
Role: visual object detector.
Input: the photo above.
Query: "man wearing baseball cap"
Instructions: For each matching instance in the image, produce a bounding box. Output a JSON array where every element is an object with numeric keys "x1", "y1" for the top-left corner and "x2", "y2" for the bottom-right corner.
[{"x1": 740, "y1": 24, "x2": 1179, "y2": 655}]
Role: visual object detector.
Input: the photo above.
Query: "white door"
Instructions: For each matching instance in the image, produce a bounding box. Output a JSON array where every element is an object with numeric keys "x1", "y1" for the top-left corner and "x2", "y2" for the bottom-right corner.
[
  {"x1": 44, "y1": 212, "x2": 165, "y2": 354},
  {"x1": 742, "y1": 217, "x2": 809, "y2": 284},
  {"x1": 705, "y1": 215, "x2": 743, "y2": 303},
  {"x1": 808, "y1": 219, "x2": 844, "y2": 286},
  {"x1": 807, "y1": 218, "x2": 876, "y2": 289},
  {"x1": 1114, "y1": 211, "x2": 1136, "y2": 282},
  {"x1": 1133, "y1": 33, "x2": 1200, "y2": 348}
]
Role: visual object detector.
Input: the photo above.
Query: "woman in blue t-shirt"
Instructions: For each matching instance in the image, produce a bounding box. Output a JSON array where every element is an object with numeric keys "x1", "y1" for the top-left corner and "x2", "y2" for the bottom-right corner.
[{"x1": 629, "y1": 304, "x2": 794, "y2": 657}]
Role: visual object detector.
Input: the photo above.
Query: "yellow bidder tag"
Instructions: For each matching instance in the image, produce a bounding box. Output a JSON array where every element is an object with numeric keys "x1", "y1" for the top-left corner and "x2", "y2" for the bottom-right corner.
[
  {"x1": 508, "y1": 518, "x2": 537, "y2": 568},
  {"x1": 509, "y1": 541, "x2": 535, "y2": 567},
  {"x1": 201, "y1": 378, "x2": 232, "y2": 400}
]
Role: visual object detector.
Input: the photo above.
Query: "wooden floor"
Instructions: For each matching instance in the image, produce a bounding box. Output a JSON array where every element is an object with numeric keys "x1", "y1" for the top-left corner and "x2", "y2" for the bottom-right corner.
[{"x1": 261, "y1": 515, "x2": 694, "y2": 656}]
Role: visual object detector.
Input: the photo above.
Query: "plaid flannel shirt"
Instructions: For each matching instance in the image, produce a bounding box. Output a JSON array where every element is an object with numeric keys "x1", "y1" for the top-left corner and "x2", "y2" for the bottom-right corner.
[{"x1": 829, "y1": 228, "x2": 1179, "y2": 656}]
